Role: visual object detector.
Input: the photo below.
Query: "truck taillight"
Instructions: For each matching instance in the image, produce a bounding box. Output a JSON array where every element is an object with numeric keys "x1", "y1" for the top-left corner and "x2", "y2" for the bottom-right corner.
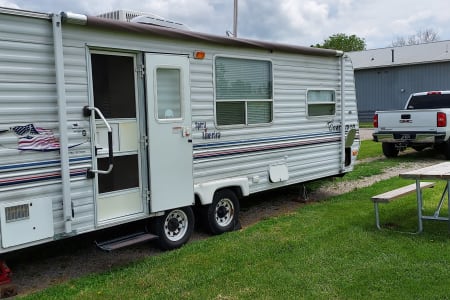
[
  {"x1": 373, "y1": 114, "x2": 379, "y2": 128},
  {"x1": 437, "y1": 112, "x2": 447, "y2": 127}
]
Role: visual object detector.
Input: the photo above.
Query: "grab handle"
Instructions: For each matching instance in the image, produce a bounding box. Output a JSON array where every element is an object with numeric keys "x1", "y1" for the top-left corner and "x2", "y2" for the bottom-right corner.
[{"x1": 83, "y1": 106, "x2": 113, "y2": 175}]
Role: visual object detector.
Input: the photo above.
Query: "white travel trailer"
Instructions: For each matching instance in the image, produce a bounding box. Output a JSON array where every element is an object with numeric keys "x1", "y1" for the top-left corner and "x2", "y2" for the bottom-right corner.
[{"x1": 0, "y1": 7, "x2": 359, "y2": 253}]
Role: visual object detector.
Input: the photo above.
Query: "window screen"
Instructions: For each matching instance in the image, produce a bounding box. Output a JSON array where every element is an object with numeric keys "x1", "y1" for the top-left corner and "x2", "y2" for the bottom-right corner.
[
  {"x1": 215, "y1": 57, "x2": 273, "y2": 126},
  {"x1": 307, "y1": 90, "x2": 336, "y2": 116},
  {"x1": 91, "y1": 54, "x2": 136, "y2": 119}
]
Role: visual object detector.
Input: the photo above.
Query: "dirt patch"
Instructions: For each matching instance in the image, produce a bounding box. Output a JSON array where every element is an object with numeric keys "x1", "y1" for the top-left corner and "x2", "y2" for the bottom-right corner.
[{"x1": 4, "y1": 152, "x2": 444, "y2": 296}]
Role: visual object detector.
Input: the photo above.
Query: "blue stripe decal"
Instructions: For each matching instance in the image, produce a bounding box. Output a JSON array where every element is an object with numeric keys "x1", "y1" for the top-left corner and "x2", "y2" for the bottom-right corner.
[
  {"x1": 193, "y1": 134, "x2": 341, "y2": 160},
  {"x1": 0, "y1": 169, "x2": 87, "y2": 187},
  {"x1": 193, "y1": 132, "x2": 337, "y2": 150},
  {"x1": 0, "y1": 156, "x2": 91, "y2": 172}
]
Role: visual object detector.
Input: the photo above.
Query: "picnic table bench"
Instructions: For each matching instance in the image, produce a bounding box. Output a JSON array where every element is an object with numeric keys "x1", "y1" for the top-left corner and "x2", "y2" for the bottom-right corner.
[{"x1": 371, "y1": 181, "x2": 435, "y2": 231}]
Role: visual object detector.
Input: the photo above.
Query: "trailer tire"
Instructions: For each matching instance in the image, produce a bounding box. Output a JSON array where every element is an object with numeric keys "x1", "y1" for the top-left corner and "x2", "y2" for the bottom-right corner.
[
  {"x1": 382, "y1": 142, "x2": 399, "y2": 158},
  {"x1": 152, "y1": 207, "x2": 194, "y2": 251},
  {"x1": 204, "y1": 189, "x2": 240, "y2": 235}
]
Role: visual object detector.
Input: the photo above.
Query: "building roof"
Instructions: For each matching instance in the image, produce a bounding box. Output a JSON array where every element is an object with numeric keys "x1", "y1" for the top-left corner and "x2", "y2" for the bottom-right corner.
[{"x1": 348, "y1": 40, "x2": 450, "y2": 70}]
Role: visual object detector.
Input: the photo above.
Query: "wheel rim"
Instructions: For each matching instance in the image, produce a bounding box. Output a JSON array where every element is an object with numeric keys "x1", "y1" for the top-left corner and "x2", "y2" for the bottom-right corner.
[
  {"x1": 163, "y1": 209, "x2": 189, "y2": 242},
  {"x1": 215, "y1": 198, "x2": 234, "y2": 227}
]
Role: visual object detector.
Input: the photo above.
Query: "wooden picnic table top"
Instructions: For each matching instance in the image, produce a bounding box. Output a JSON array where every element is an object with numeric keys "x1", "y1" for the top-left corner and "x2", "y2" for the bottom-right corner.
[{"x1": 400, "y1": 162, "x2": 450, "y2": 180}]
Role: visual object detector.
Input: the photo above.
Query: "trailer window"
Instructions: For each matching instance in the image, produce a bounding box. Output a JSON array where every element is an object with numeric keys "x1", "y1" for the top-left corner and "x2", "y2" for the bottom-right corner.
[
  {"x1": 215, "y1": 57, "x2": 273, "y2": 126},
  {"x1": 307, "y1": 90, "x2": 336, "y2": 116}
]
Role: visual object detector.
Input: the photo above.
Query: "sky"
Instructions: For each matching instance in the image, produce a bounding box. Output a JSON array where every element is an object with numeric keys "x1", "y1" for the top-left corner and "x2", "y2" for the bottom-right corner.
[{"x1": 1, "y1": 0, "x2": 449, "y2": 50}]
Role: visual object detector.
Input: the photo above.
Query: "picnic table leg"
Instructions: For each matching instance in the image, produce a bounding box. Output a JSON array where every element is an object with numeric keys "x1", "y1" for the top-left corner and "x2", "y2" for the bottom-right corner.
[
  {"x1": 374, "y1": 202, "x2": 382, "y2": 230},
  {"x1": 416, "y1": 180, "x2": 423, "y2": 233},
  {"x1": 448, "y1": 180, "x2": 450, "y2": 232},
  {"x1": 432, "y1": 183, "x2": 448, "y2": 218}
]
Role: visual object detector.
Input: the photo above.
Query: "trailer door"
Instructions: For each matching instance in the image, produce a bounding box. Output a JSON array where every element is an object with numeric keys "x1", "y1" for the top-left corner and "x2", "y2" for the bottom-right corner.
[
  {"x1": 145, "y1": 53, "x2": 194, "y2": 212},
  {"x1": 90, "y1": 52, "x2": 146, "y2": 224}
]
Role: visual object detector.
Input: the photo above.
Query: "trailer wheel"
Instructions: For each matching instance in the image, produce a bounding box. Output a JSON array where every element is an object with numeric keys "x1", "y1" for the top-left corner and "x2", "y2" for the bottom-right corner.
[
  {"x1": 204, "y1": 189, "x2": 240, "y2": 235},
  {"x1": 153, "y1": 207, "x2": 194, "y2": 250},
  {"x1": 382, "y1": 142, "x2": 399, "y2": 158}
]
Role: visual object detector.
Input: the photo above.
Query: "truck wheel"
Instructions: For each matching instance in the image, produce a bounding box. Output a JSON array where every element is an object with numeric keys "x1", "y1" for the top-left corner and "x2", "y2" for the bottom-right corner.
[
  {"x1": 204, "y1": 189, "x2": 240, "y2": 235},
  {"x1": 443, "y1": 141, "x2": 450, "y2": 160},
  {"x1": 382, "y1": 142, "x2": 399, "y2": 158},
  {"x1": 152, "y1": 207, "x2": 194, "y2": 250}
]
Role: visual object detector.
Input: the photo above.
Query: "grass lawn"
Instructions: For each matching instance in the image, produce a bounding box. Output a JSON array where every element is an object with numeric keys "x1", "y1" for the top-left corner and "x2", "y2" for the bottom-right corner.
[{"x1": 19, "y1": 140, "x2": 450, "y2": 299}]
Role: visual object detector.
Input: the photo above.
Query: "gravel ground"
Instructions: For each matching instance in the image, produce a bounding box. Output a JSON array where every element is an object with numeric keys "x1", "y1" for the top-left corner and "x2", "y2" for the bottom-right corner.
[
  {"x1": 4, "y1": 131, "x2": 444, "y2": 297},
  {"x1": 359, "y1": 128, "x2": 373, "y2": 140}
]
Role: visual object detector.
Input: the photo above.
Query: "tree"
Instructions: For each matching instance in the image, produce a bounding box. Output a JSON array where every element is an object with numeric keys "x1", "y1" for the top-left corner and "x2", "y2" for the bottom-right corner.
[
  {"x1": 391, "y1": 28, "x2": 439, "y2": 47},
  {"x1": 312, "y1": 33, "x2": 366, "y2": 52}
]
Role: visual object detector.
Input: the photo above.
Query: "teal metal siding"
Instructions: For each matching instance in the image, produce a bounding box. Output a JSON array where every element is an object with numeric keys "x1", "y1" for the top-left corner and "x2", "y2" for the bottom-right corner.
[{"x1": 355, "y1": 61, "x2": 450, "y2": 121}]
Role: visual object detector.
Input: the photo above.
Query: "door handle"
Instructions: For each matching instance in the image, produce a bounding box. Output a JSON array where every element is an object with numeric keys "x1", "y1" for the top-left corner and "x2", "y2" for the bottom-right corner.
[{"x1": 83, "y1": 106, "x2": 114, "y2": 175}]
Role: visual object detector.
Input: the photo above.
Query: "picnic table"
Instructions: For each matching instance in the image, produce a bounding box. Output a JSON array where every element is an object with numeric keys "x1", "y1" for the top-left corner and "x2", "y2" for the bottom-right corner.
[{"x1": 399, "y1": 162, "x2": 450, "y2": 233}]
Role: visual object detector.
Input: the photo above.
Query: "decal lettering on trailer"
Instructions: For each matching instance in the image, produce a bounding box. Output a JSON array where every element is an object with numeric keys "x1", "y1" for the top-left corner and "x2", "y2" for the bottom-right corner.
[{"x1": 194, "y1": 121, "x2": 221, "y2": 140}]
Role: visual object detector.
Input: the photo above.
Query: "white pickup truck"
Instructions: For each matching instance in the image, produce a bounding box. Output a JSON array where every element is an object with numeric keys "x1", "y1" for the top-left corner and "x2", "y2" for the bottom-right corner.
[{"x1": 373, "y1": 91, "x2": 450, "y2": 158}]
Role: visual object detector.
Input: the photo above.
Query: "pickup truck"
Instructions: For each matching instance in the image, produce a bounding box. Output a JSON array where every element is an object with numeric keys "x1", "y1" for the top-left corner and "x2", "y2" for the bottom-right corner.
[{"x1": 373, "y1": 91, "x2": 450, "y2": 158}]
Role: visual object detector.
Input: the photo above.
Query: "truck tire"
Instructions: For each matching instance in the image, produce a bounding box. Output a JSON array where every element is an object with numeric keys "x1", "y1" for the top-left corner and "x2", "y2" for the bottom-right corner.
[
  {"x1": 152, "y1": 206, "x2": 194, "y2": 250},
  {"x1": 203, "y1": 189, "x2": 240, "y2": 235},
  {"x1": 443, "y1": 141, "x2": 450, "y2": 160},
  {"x1": 382, "y1": 142, "x2": 399, "y2": 158}
]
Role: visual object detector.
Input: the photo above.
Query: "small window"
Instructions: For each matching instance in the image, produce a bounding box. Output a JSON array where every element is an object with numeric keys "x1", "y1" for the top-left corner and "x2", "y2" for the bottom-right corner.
[
  {"x1": 156, "y1": 68, "x2": 182, "y2": 119},
  {"x1": 215, "y1": 57, "x2": 273, "y2": 126},
  {"x1": 307, "y1": 90, "x2": 336, "y2": 116}
]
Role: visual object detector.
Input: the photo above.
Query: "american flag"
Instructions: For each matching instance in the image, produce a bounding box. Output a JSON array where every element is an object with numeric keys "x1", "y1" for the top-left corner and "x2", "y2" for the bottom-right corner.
[
  {"x1": 12, "y1": 124, "x2": 60, "y2": 151},
  {"x1": 12, "y1": 124, "x2": 40, "y2": 136}
]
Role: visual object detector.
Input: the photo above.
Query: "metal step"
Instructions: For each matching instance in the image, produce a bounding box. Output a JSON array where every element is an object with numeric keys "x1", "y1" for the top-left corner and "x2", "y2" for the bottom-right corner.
[{"x1": 95, "y1": 232, "x2": 158, "y2": 251}]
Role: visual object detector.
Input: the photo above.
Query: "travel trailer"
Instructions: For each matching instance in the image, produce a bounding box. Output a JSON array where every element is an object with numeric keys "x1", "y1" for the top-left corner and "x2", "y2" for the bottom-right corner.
[{"x1": 0, "y1": 7, "x2": 359, "y2": 254}]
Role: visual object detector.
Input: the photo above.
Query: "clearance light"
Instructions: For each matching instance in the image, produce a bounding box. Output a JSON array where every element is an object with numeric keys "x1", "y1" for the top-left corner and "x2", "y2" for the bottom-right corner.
[
  {"x1": 193, "y1": 51, "x2": 206, "y2": 59},
  {"x1": 352, "y1": 150, "x2": 359, "y2": 156}
]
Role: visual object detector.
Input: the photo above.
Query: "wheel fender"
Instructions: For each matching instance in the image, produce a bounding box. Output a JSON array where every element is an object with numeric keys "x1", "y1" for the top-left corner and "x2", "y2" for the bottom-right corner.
[{"x1": 194, "y1": 177, "x2": 249, "y2": 205}]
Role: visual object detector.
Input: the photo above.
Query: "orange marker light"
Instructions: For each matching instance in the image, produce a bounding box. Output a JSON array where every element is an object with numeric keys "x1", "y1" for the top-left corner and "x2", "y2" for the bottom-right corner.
[{"x1": 194, "y1": 51, "x2": 206, "y2": 59}]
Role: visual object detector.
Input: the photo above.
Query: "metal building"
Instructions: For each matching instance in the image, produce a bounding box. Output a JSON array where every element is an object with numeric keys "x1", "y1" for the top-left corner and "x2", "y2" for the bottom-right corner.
[{"x1": 348, "y1": 41, "x2": 450, "y2": 122}]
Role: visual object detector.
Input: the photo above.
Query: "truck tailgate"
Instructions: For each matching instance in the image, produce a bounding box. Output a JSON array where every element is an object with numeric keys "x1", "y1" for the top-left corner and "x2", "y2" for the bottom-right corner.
[{"x1": 377, "y1": 109, "x2": 438, "y2": 132}]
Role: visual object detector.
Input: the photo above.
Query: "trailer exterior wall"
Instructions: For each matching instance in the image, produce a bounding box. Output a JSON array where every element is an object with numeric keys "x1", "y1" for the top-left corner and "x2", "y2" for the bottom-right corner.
[
  {"x1": 0, "y1": 11, "x2": 94, "y2": 252},
  {"x1": 60, "y1": 19, "x2": 358, "y2": 201}
]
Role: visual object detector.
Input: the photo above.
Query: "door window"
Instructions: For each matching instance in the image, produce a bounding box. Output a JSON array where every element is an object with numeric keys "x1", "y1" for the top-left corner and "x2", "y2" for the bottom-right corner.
[{"x1": 156, "y1": 68, "x2": 182, "y2": 120}]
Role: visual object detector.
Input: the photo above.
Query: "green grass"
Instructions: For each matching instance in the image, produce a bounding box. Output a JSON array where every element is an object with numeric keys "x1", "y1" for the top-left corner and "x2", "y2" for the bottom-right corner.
[
  {"x1": 19, "y1": 139, "x2": 450, "y2": 299},
  {"x1": 21, "y1": 178, "x2": 450, "y2": 299},
  {"x1": 359, "y1": 122, "x2": 373, "y2": 128},
  {"x1": 357, "y1": 140, "x2": 382, "y2": 160}
]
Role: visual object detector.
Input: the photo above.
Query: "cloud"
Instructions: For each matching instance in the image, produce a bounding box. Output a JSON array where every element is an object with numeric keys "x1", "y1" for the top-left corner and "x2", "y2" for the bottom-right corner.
[
  {"x1": 4, "y1": 0, "x2": 450, "y2": 49},
  {"x1": 0, "y1": 0, "x2": 20, "y2": 9}
]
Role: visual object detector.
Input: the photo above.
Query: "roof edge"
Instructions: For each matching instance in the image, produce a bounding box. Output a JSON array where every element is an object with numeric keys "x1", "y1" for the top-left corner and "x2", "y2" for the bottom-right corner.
[{"x1": 82, "y1": 16, "x2": 342, "y2": 57}]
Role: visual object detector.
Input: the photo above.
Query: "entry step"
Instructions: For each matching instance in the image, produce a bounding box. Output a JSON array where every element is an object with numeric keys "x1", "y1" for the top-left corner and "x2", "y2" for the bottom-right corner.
[{"x1": 95, "y1": 232, "x2": 158, "y2": 251}]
